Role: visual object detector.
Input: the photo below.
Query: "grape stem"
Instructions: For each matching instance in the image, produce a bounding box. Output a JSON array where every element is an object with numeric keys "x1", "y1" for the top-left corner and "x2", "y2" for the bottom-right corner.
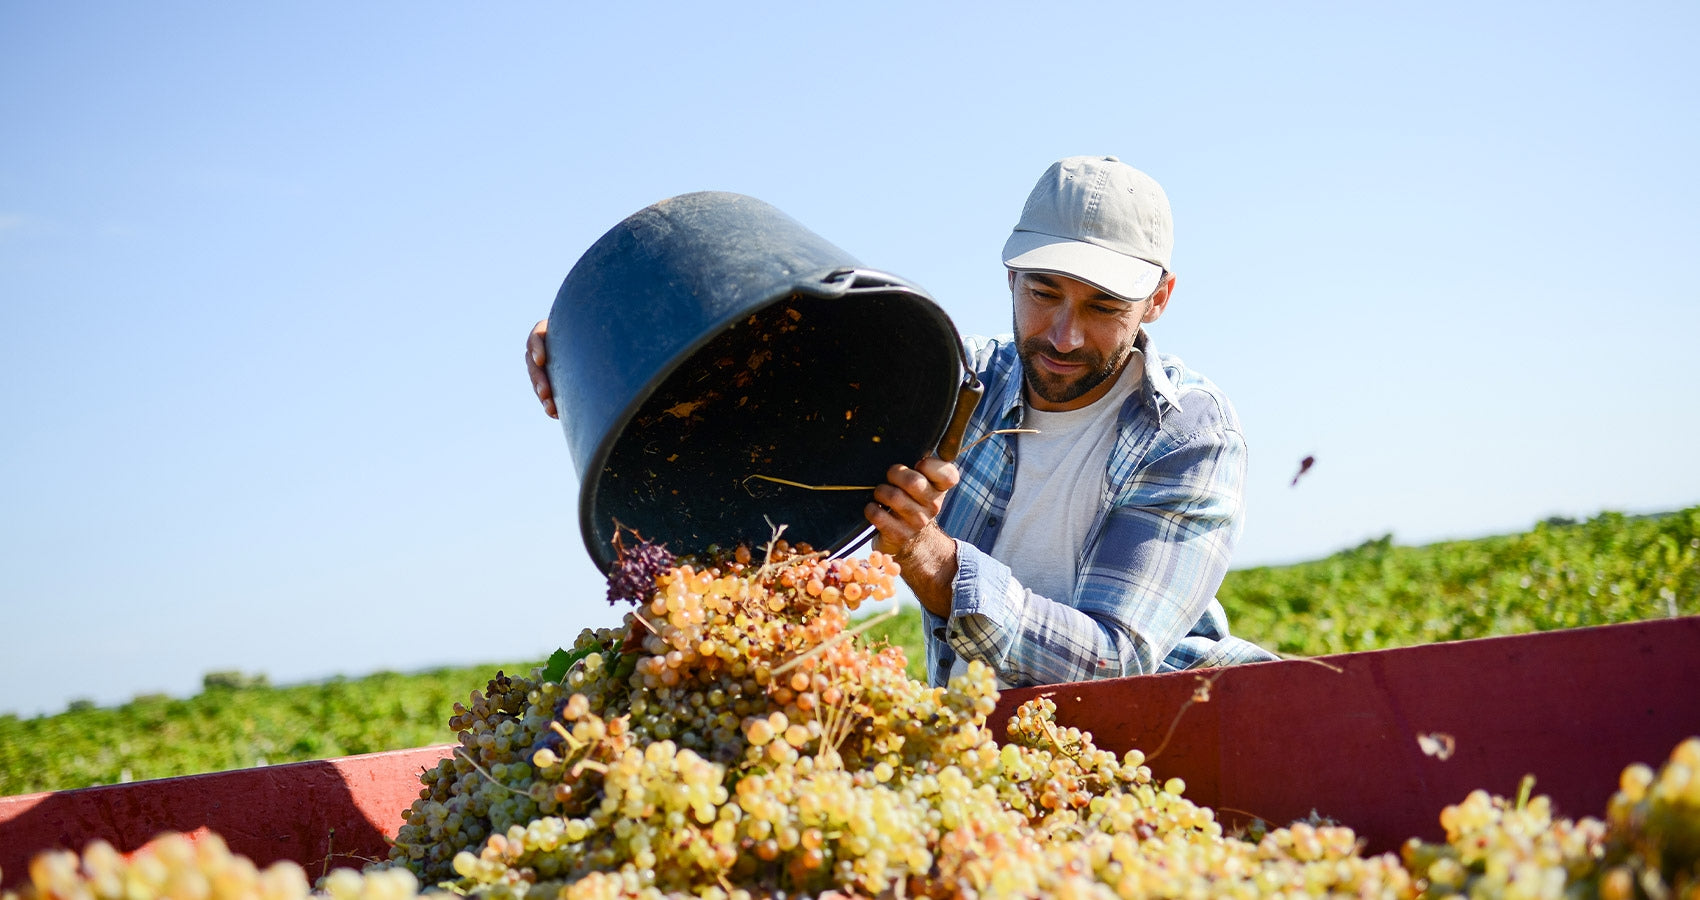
[
  {"x1": 630, "y1": 611, "x2": 660, "y2": 635},
  {"x1": 550, "y1": 720, "x2": 585, "y2": 752},
  {"x1": 570, "y1": 759, "x2": 609, "y2": 777},
  {"x1": 817, "y1": 659, "x2": 859, "y2": 764},
  {"x1": 755, "y1": 520, "x2": 791, "y2": 580},
  {"x1": 740, "y1": 430, "x2": 1040, "y2": 495},
  {"x1": 743, "y1": 474, "x2": 876, "y2": 492},
  {"x1": 960, "y1": 428, "x2": 1040, "y2": 454},
  {"x1": 1213, "y1": 805, "x2": 1277, "y2": 825},
  {"x1": 1145, "y1": 671, "x2": 1226, "y2": 763},
  {"x1": 1277, "y1": 655, "x2": 1345, "y2": 674},
  {"x1": 772, "y1": 608, "x2": 899, "y2": 677},
  {"x1": 452, "y1": 748, "x2": 526, "y2": 797}
]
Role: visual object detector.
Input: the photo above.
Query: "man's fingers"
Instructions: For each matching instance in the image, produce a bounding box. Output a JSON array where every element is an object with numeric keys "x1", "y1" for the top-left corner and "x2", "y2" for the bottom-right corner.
[
  {"x1": 884, "y1": 464, "x2": 956, "y2": 514},
  {"x1": 527, "y1": 319, "x2": 549, "y2": 366},
  {"x1": 870, "y1": 483, "x2": 906, "y2": 516},
  {"x1": 526, "y1": 319, "x2": 557, "y2": 417},
  {"x1": 884, "y1": 464, "x2": 932, "y2": 501},
  {"x1": 527, "y1": 320, "x2": 551, "y2": 397},
  {"x1": 872, "y1": 483, "x2": 936, "y2": 532},
  {"x1": 528, "y1": 353, "x2": 553, "y2": 398},
  {"x1": 914, "y1": 456, "x2": 961, "y2": 492},
  {"x1": 888, "y1": 459, "x2": 960, "y2": 494},
  {"x1": 864, "y1": 501, "x2": 908, "y2": 555}
]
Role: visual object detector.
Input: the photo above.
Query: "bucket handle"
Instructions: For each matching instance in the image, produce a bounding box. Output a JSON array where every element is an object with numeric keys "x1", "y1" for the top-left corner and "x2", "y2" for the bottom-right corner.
[
  {"x1": 935, "y1": 369, "x2": 982, "y2": 463},
  {"x1": 793, "y1": 267, "x2": 860, "y2": 300}
]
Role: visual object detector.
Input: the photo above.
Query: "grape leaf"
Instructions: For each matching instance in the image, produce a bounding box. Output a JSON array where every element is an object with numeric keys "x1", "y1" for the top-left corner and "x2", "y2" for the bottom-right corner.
[
  {"x1": 541, "y1": 648, "x2": 574, "y2": 683},
  {"x1": 544, "y1": 643, "x2": 623, "y2": 684}
]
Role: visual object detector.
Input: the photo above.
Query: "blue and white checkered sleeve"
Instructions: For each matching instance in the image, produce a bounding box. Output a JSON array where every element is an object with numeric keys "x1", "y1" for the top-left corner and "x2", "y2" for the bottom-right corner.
[{"x1": 946, "y1": 425, "x2": 1248, "y2": 685}]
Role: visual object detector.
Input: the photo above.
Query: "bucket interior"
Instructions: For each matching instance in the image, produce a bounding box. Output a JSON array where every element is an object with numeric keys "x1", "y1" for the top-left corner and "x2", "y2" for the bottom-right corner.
[{"x1": 583, "y1": 289, "x2": 960, "y2": 567}]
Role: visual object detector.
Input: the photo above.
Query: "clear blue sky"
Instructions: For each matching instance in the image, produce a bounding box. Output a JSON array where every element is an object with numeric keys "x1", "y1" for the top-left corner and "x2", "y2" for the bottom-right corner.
[{"x1": 3, "y1": 2, "x2": 1697, "y2": 718}]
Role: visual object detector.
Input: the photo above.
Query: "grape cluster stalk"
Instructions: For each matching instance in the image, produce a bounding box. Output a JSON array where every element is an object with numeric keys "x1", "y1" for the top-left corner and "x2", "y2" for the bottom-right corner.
[{"x1": 5, "y1": 538, "x2": 1699, "y2": 900}]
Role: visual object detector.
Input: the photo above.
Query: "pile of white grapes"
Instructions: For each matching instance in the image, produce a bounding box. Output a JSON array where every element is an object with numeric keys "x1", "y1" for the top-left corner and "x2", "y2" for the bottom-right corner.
[{"x1": 6, "y1": 538, "x2": 1698, "y2": 899}]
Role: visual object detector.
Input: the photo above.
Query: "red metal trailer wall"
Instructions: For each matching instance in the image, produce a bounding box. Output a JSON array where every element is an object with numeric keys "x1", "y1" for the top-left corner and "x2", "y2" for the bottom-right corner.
[
  {"x1": 3, "y1": 618, "x2": 1696, "y2": 888},
  {"x1": 987, "y1": 616, "x2": 1700, "y2": 852},
  {"x1": 0, "y1": 746, "x2": 452, "y2": 886}
]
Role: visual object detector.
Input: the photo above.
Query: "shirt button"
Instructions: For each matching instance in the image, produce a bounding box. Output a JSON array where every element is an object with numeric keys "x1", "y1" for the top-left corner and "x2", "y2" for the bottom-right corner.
[{"x1": 987, "y1": 516, "x2": 1001, "y2": 527}]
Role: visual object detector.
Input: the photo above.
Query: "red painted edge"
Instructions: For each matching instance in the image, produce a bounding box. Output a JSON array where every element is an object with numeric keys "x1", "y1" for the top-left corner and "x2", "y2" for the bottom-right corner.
[
  {"x1": 3, "y1": 618, "x2": 1696, "y2": 887},
  {"x1": 0, "y1": 744, "x2": 454, "y2": 889}
]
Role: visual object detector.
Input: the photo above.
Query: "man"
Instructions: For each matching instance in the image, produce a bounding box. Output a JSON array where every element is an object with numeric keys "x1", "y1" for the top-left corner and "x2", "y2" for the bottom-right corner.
[{"x1": 528, "y1": 155, "x2": 1275, "y2": 687}]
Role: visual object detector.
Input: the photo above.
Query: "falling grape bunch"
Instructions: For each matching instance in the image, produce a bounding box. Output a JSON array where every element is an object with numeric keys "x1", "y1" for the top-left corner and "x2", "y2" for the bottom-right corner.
[
  {"x1": 604, "y1": 531, "x2": 678, "y2": 608},
  {"x1": 6, "y1": 535, "x2": 1698, "y2": 900}
]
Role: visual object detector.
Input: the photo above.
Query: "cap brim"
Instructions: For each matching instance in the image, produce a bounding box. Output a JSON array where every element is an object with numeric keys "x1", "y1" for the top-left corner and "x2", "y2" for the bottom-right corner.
[{"x1": 1002, "y1": 230, "x2": 1163, "y2": 301}]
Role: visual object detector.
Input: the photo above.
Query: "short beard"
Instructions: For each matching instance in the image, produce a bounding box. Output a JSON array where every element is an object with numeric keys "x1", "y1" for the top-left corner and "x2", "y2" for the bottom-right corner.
[{"x1": 1016, "y1": 333, "x2": 1137, "y2": 406}]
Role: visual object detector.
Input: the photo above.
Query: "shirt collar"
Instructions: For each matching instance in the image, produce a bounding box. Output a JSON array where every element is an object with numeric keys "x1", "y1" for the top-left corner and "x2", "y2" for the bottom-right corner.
[
  {"x1": 1136, "y1": 330, "x2": 1184, "y2": 421},
  {"x1": 992, "y1": 344, "x2": 1026, "y2": 426}
]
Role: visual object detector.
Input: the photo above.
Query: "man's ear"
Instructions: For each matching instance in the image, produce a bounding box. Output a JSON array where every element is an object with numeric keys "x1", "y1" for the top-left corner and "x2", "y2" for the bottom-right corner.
[
  {"x1": 1007, "y1": 269, "x2": 1018, "y2": 292},
  {"x1": 1143, "y1": 274, "x2": 1175, "y2": 324}
]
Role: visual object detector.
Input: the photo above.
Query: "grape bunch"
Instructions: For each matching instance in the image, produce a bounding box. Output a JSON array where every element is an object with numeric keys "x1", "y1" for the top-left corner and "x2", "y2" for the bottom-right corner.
[
  {"x1": 7, "y1": 535, "x2": 1700, "y2": 900},
  {"x1": 1598, "y1": 737, "x2": 1700, "y2": 899},
  {"x1": 1399, "y1": 778, "x2": 1609, "y2": 899},
  {"x1": 375, "y1": 538, "x2": 1437, "y2": 898},
  {"x1": 1, "y1": 831, "x2": 438, "y2": 900},
  {"x1": 1393, "y1": 739, "x2": 1700, "y2": 900},
  {"x1": 604, "y1": 533, "x2": 676, "y2": 608}
]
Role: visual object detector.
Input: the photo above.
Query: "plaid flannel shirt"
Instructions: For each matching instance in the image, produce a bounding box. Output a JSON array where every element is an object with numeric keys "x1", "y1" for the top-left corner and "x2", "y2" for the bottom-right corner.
[{"x1": 924, "y1": 331, "x2": 1276, "y2": 687}]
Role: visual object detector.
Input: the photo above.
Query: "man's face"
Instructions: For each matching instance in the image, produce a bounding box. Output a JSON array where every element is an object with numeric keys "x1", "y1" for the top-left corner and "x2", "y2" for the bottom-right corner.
[{"x1": 1010, "y1": 271, "x2": 1165, "y2": 412}]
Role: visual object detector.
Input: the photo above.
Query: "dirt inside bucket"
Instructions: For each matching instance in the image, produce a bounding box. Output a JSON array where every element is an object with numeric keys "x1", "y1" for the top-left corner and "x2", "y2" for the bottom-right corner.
[{"x1": 588, "y1": 291, "x2": 956, "y2": 562}]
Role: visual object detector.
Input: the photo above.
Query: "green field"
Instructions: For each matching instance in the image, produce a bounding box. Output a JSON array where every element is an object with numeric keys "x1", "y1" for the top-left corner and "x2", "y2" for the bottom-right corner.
[
  {"x1": 1217, "y1": 507, "x2": 1698, "y2": 656},
  {"x1": 3, "y1": 506, "x2": 1694, "y2": 797}
]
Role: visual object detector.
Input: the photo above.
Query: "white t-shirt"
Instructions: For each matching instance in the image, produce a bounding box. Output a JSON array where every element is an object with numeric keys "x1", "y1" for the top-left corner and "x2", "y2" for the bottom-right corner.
[{"x1": 947, "y1": 350, "x2": 1144, "y2": 687}]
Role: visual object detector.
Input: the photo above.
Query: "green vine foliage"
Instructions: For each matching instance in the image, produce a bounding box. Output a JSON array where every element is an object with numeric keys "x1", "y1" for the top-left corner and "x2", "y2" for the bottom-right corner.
[
  {"x1": 0, "y1": 663, "x2": 536, "y2": 796},
  {"x1": 1216, "y1": 507, "x2": 1699, "y2": 657}
]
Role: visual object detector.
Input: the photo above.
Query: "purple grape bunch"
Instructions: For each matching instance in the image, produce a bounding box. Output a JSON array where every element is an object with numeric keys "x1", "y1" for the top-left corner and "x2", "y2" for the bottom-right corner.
[{"x1": 604, "y1": 531, "x2": 676, "y2": 607}]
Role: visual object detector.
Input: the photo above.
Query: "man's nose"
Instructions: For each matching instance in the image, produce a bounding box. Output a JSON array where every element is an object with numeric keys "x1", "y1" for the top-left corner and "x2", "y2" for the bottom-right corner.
[{"x1": 1047, "y1": 308, "x2": 1085, "y2": 353}]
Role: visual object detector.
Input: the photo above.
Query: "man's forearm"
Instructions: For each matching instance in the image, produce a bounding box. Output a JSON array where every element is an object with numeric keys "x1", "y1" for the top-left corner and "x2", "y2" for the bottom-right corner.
[
  {"x1": 897, "y1": 522, "x2": 958, "y2": 618},
  {"x1": 945, "y1": 526, "x2": 1220, "y2": 685}
]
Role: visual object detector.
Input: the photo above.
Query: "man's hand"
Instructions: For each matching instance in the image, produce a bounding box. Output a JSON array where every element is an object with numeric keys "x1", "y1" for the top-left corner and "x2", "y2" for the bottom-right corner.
[
  {"x1": 526, "y1": 319, "x2": 557, "y2": 419},
  {"x1": 867, "y1": 458, "x2": 960, "y2": 618}
]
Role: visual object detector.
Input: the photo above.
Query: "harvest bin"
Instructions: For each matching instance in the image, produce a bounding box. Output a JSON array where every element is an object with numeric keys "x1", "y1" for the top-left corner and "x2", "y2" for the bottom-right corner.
[
  {"x1": 3, "y1": 617, "x2": 1697, "y2": 888},
  {"x1": 543, "y1": 190, "x2": 975, "y2": 571}
]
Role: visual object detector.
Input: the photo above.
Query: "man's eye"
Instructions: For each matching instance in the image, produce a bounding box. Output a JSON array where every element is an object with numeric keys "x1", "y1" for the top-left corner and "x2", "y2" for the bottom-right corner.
[{"x1": 1092, "y1": 306, "x2": 1123, "y2": 315}]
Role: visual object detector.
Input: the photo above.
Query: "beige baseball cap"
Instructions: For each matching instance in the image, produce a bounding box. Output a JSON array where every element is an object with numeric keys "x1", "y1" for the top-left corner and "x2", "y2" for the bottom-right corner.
[{"x1": 1001, "y1": 155, "x2": 1172, "y2": 301}]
